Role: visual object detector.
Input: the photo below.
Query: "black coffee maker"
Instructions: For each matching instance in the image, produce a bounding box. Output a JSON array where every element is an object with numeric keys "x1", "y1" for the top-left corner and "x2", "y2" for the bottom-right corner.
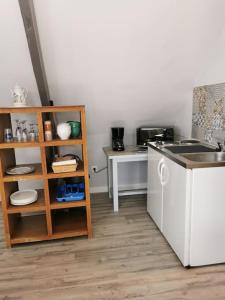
[{"x1": 111, "y1": 127, "x2": 125, "y2": 151}]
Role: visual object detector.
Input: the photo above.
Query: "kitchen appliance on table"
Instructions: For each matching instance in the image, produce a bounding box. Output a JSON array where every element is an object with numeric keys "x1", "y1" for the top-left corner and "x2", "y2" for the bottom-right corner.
[
  {"x1": 137, "y1": 127, "x2": 174, "y2": 149},
  {"x1": 111, "y1": 127, "x2": 125, "y2": 151}
]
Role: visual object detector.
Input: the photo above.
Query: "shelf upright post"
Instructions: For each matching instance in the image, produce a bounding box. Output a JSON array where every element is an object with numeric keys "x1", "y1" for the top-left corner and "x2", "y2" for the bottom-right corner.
[{"x1": 80, "y1": 106, "x2": 92, "y2": 238}]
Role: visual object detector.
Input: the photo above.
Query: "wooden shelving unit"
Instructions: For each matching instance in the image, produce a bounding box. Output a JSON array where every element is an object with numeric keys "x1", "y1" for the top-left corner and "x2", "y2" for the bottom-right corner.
[{"x1": 0, "y1": 106, "x2": 92, "y2": 247}]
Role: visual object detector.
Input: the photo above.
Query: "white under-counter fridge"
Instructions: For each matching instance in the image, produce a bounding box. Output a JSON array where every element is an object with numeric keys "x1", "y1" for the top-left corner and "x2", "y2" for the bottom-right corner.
[{"x1": 147, "y1": 146, "x2": 225, "y2": 267}]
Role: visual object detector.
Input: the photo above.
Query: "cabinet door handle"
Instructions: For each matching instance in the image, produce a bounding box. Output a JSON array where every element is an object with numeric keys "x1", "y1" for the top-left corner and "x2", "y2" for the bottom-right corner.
[
  {"x1": 161, "y1": 164, "x2": 165, "y2": 185},
  {"x1": 157, "y1": 158, "x2": 164, "y2": 180},
  {"x1": 161, "y1": 164, "x2": 169, "y2": 186}
]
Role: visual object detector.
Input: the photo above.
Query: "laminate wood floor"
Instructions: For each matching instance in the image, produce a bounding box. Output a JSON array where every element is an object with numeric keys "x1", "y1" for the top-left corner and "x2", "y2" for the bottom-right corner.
[{"x1": 1, "y1": 193, "x2": 225, "y2": 300}]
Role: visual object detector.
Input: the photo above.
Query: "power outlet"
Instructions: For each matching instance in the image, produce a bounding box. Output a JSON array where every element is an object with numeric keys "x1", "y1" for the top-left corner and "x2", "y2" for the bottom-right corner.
[{"x1": 91, "y1": 165, "x2": 98, "y2": 173}]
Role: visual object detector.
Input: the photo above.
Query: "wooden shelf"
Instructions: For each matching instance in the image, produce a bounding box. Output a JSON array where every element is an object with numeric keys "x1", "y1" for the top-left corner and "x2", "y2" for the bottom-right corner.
[
  {"x1": 0, "y1": 140, "x2": 40, "y2": 149},
  {"x1": 0, "y1": 105, "x2": 85, "y2": 114},
  {"x1": 3, "y1": 163, "x2": 43, "y2": 182},
  {"x1": 52, "y1": 208, "x2": 88, "y2": 239},
  {"x1": 0, "y1": 105, "x2": 92, "y2": 247},
  {"x1": 49, "y1": 188, "x2": 86, "y2": 209},
  {"x1": 50, "y1": 200, "x2": 86, "y2": 210},
  {"x1": 42, "y1": 137, "x2": 83, "y2": 147},
  {"x1": 10, "y1": 214, "x2": 48, "y2": 245},
  {"x1": 40, "y1": 106, "x2": 85, "y2": 113},
  {"x1": 0, "y1": 138, "x2": 83, "y2": 149},
  {"x1": 7, "y1": 189, "x2": 46, "y2": 214},
  {"x1": 47, "y1": 163, "x2": 84, "y2": 179}
]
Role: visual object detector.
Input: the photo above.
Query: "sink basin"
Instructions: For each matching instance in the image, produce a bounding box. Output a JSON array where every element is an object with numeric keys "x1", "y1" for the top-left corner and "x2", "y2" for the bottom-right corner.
[
  {"x1": 179, "y1": 139, "x2": 200, "y2": 144},
  {"x1": 181, "y1": 152, "x2": 225, "y2": 162},
  {"x1": 164, "y1": 145, "x2": 217, "y2": 154}
]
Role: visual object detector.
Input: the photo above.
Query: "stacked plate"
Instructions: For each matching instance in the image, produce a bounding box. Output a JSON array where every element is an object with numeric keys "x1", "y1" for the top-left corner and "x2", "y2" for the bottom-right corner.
[
  {"x1": 10, "y1": 190, "x2": 38, "y2": 206},
  {"x1": 6, "y1": 166, "x2": 35, "y2": 175}
]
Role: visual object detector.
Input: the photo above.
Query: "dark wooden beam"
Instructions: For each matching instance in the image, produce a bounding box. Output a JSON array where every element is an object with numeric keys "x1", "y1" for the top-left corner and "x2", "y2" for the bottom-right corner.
[{"x1": 18, "y1": 0, "x2": 51, "y2": 106}]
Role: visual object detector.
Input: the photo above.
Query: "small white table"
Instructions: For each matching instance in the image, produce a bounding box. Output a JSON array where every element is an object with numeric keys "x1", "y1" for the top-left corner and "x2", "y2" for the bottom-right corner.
[{"x1": 103, "y1": 146, "x2": 148, "y2": 212}]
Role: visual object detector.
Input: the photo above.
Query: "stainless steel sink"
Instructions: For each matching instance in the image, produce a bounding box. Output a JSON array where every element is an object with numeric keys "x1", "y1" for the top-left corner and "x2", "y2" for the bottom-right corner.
[
  {"x1": 164, "y1": 145, "x2": 216, "y2": 154},
  {"x1": 181, "y1": 152, "x2": 225, "y2": 162}
]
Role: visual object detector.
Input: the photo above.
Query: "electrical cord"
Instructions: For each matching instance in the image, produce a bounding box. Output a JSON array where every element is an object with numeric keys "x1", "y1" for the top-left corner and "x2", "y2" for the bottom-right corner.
[{"x1": 93, "y1": 166, "x2": 107, "y2": 173}]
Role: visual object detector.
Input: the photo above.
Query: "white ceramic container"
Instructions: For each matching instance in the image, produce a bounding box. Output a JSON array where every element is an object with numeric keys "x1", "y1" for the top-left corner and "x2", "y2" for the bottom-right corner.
[{"x1": 57, "y1": 123, "x2": 71, "y2": 140}]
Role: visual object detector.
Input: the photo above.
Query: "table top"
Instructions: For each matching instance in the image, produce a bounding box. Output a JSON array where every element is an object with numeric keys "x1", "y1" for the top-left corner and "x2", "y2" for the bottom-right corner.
[{"x1": 103, "y1": 145, "x2": 148, "y2": 159}]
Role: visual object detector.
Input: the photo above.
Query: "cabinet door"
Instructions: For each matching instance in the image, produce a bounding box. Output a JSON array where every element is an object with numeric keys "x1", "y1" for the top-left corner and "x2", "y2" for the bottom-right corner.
[
  {"x1": 190, "y1": 167, "x2": 225, "y2": 266},
  {"x1": 162, "y1": 157, "x2": 190, "y2": 266},
  {"x1": 147, "y1": 147, "x2": 164, "y2": 231}
]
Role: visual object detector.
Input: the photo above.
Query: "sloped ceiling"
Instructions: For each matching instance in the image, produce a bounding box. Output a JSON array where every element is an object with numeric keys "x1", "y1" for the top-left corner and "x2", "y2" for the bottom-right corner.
[
  {"x1": 32, "y1": 0, "x2": 225, "y2": 188},
  {"x1": 33, "y1": 0, "x2": 225, "y2": 136},
  {"x1": 1, "y1": 0, "x2": 225, "y2": 189}
]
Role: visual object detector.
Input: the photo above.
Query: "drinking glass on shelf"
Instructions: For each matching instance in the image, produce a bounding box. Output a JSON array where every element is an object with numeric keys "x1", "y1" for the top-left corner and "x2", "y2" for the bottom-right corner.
[
  {"x1": 4, "y1": 128, "x2": 13, "y2": 142},
  {"x1": 21, "y1": 120, "x2": 28, "y2": 142},
  {"x1": 34, "y1": 123, "x2": 39, "y2": 140},
  {"x1": 15, "y1": 119, "x2": 22, "y2": 142},
  {"x1": 29, "y1": 123, "x2": 36, "y2": 141}
]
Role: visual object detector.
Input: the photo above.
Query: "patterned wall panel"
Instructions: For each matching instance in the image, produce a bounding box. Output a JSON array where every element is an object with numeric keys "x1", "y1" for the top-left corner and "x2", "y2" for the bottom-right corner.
[{"x1": 192, "y1": 82, "x2": 225, "y2": 145}]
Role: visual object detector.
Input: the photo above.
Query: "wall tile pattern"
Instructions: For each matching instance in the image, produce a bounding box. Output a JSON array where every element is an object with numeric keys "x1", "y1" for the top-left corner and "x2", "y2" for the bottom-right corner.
[{"x1": 192, "y1": 83, "x2": 225, "y2": 145}]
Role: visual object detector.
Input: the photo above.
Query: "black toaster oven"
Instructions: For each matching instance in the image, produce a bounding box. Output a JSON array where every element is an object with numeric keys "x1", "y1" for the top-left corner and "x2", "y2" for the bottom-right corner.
[{"x1": 136, "y1": 127, "x2": 174, "y2": 146}]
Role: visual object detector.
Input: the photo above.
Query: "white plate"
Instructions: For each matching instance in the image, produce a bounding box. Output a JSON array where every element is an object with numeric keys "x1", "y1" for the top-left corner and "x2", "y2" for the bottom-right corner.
[
  {"x1": 6, "y1": 166, "x2": 35, "y2": 175},
  {"x1": 10, "y1": 190, "x2": 38, "y2": 206}
]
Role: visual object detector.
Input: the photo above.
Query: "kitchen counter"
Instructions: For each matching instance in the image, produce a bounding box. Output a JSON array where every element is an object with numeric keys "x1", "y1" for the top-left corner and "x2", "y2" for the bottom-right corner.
[
  {"x1": 103, "y1": 145, "x2": 147, "y2": 157},
  {"x1": 148, "y1": 142, "x2": 225, "y2": 169}
]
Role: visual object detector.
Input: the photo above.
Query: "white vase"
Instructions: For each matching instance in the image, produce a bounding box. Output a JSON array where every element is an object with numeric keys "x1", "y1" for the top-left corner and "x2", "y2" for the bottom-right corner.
[{"x1": 57, "y1": 123, "x2": 71, "y2": 140}]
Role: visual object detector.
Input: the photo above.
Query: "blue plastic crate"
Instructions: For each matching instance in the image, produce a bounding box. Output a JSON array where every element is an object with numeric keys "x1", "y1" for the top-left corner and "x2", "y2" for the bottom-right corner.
[{"x1": 56, "y1": 183, "x2": 85, "y2": 202}]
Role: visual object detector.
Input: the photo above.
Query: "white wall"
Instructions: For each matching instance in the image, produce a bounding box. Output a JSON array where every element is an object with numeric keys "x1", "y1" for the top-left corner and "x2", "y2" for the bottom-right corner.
[
  {"x1": 32, "y1": 0, "x2": 225, "y2": 191},
  {"x1": 1, "y1": 1, "x2": 225, "y2": 192},
  {"x1": 174, "y1": 1, "x2": 225, "y2": 138},
  {"x1": 0, "y1": 1, "x2": 41, "y2": 189},
  {"x1": 0, "y1": 1, "x2": 40, "y2": 106}
]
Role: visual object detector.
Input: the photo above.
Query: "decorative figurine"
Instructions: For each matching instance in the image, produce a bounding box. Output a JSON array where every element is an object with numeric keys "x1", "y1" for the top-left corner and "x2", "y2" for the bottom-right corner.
[{"x1": 12, "y1": 84, "x2": 28, "y2": 107}]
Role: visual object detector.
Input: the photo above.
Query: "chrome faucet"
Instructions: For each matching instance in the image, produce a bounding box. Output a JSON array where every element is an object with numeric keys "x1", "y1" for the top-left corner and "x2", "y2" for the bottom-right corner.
[{"x1": 216, "y1": 142, "x2": 225, "y2": 152}]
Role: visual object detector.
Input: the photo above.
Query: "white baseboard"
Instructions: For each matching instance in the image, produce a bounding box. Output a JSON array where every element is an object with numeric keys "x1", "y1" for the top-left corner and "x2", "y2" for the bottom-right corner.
[{"x1": 90, "y1": 182, "x2": 147, "y2": 194}]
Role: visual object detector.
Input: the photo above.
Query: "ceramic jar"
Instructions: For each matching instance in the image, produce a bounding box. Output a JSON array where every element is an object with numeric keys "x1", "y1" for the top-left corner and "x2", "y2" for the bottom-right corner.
[
  {"x1": 67, "y1": 121, "x2": 81, "y2": 138},
  {"x1": 44, "y1": 120, "x2": 53, "y2": 141},
  {"x1": 57, "y1": 123, "x2": 71, "y2": 140}
]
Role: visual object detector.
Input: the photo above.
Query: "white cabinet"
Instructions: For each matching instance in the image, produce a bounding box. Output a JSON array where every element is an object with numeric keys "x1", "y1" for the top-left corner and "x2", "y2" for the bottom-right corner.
[
  {"x1": 162, "y1": 157, "x2": 191, "y2": 266},
  {"x1": 147, "y1": 147, "x2": 164, "y2": 231},
  {"x1": 148, "y1": 148, "x2": 190, "y2": 265},
  {"x1": 190, "y1": 167, "x2": 225, "y2": 266},
  {"x1": 148, "y1": 145, "x2": 225, "y2": 267}
]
